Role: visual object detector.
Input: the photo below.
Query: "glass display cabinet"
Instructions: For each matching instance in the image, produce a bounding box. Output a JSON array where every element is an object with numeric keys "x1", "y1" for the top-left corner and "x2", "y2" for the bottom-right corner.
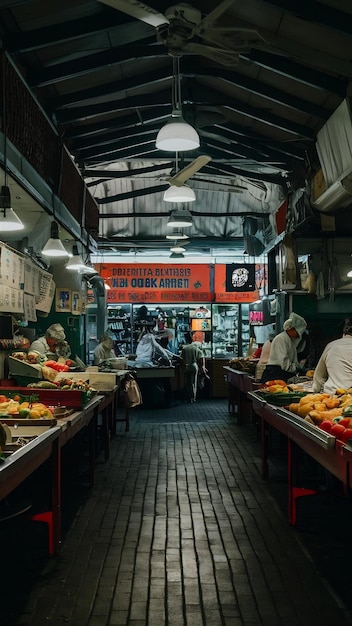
[{"x1": 211, "y1": 303, "x2": 250, "y2": 359}]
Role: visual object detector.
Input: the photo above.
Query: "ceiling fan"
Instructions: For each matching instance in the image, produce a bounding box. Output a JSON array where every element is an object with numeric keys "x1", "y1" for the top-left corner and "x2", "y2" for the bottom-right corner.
[
  {"x1": 98, "y1": 0, "x2": 266, "y2": 66},
  {"x1": 166, "y1": 154, "x2": 211, "y2": 186},
  {"x1": 93, "y1": 154, "x2": 211, "y2": 184}
]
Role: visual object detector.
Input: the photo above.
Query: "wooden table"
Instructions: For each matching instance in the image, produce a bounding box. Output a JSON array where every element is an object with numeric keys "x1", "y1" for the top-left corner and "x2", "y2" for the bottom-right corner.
[{"x1": 249, "y1": 391, "x2": 352, "y2": 525}]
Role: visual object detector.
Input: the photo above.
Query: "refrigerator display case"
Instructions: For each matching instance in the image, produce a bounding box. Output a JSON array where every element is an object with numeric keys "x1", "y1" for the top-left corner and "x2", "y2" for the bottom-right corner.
[{"x1": 211, "y1": 304, "x2": 250, "y2": 359}]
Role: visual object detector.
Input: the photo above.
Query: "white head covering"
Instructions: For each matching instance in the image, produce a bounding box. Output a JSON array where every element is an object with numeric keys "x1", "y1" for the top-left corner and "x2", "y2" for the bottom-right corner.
[
  {"x1": 283, "y1": 312, "x2": 307, "y2": 338},
  {"x1": 46, "y1": 323, "x2": 66, "y2": 342}
]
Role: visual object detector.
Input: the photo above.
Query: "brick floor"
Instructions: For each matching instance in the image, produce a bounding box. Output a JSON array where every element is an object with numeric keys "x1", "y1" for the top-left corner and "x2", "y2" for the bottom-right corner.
[{"x1": 2, "y1": 398, "x2": 352, "y2": 625}]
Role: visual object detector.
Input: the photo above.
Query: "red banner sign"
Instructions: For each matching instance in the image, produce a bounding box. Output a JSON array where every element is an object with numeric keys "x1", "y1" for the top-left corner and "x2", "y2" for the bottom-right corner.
[{"x1": 98, "y1": 263, "x2": 212, "y2": 303}]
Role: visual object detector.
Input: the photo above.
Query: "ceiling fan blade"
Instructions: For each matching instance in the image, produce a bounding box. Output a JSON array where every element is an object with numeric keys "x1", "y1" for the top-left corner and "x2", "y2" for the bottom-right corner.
[
  {"x1": 193, "y1": 176, "x2": 247, "y2": 190},
  {"x1": 167, "y1": 155, "x2": 212, "y2": 187},
  {"x1": 195, "y1": 0, "x2": 234, "y2": 33},
  {"x1": 200, "y1": 129, "x2": 232, "y2": 144},
  {"x1": 98, "y1": 0, "x2": 169, "y2": 27},
  {"x1": 200, "y1": 28, "x2": 266, "y2": 51},
  {"x1": 186, "y1": 42, "x2": 239, "y2": 66}
]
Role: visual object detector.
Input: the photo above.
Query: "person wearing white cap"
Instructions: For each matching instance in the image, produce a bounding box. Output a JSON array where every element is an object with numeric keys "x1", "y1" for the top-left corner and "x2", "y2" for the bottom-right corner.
[
  {"x1": 260, "y1": 312, "x2": 307, "y2": 383},
  {"x1": 312, "y1": 318, "x2": 352, "y2": 395},
  {"x1": 30, "y1": 323, "x2": 69, "y2": 357}
]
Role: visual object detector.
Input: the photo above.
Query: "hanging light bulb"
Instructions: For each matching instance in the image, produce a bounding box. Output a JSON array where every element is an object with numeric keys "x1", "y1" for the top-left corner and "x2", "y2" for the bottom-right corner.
[
  {"x1": 42, "y1": 221, "x2": 69, "y2": 257},
  {"x1": 0, "y1": 185, "x2": 24, "y2": 231},
  {"x1": 163, "y1": 185, "x2": 196, "y2": 203},
  {"x1": 156, "y1": 58, "x2": 199, "y2": 152}
]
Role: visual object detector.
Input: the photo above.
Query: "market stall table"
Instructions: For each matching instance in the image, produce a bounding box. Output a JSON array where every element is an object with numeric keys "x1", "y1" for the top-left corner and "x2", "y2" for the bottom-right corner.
[
  {"x1": 223, "y1": 366, "x2": 261, "y2": 424},
  {"x1": 95, "y1": 386, "x2": 119, "y2": 458},
  {"x1": 0, "y1": 425, "x2": 61, "y2": 555},
  {"x1": 248, "y1": 391, "x2": 352, "y2": 525},
  {"x1": 105, "y1": 365, "x2": 176, "y2": 408},
  {"x1": 57, "y1": 395, "x2": 102, "y2": 486}
]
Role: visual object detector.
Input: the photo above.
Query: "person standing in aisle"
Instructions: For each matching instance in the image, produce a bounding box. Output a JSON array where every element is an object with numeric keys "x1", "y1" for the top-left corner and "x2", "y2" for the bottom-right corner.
[
  {"x1": 260, "y1": 312, "x2": 307, "y2": 383},
  {"x1": 181, "y1": 332, "x2": 207, "y2": 403},
  {"x1": 312, "y1": 318, "x2": 352, "y2": 395}
]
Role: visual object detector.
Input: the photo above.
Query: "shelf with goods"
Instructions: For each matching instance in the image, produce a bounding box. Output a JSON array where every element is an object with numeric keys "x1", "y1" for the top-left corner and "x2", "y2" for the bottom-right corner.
[{"x1": 131, "y1": 303, "x2": 212, "y2": 357}]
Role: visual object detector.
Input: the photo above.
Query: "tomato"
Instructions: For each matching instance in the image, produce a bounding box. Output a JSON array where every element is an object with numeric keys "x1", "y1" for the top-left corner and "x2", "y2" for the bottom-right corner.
[
  {"x1": 336, "y1": 418, "x2": 352, "y2": 429},
  {"x1": 330, "y1": 423, "x2": 346, "y2": 439},
  {"x1": 341, "y1": 428, "x2": 352, "y2": 443},
  {"x1": 319, "y1": 420, "x2": 333, "y2": 433}
]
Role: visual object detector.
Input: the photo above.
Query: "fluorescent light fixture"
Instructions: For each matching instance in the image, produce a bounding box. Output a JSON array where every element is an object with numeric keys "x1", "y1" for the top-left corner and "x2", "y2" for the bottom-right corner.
[
  {"x1": 167, "y1": 209, "x2": 193, "y2": 228},
  {"x1": 156, "y1": 110, "x2": 200, "y2": 152},
  {"x1": 163, "y1": 184, "x2": 196, "y2": 203},
  {"x1": 165, "y1": 230, "x2": 189, "y2": 240},
  {"x1": 42, "y1": 222, "x2": 69, "y2": 257},
  {"x1": 0, "y1": 185, "x2": 24, "y2": 231},
  {"x1": 170, "y1": 245, "x2": 186, "y2": 253}
]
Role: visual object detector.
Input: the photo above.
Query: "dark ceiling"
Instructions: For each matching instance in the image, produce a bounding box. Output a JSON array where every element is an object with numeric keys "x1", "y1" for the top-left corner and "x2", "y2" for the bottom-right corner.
[{"x1": 1, "y1": 0, "x2": 351, "y2": 257}]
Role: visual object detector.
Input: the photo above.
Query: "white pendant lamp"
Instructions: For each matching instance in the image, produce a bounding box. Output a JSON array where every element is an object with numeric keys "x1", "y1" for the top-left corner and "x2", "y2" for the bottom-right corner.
[
  {"x1": 42, "y1": 221, "x2": 69, "y2": 257},
  {"x1": 82, "y1": 262, "x2": 98, "y2": 276},
  {"x1": 66, "y1": 245, "x2": 87, "y2": 271},
  {"x1": 170, "y1": 244, "x2": 186, "y2": 253},
  {"x1": 170, "y1": 252, "x2": 185, "y2": 259},
  {"x1": 0, "y1": 186, "x2": 24, "y2": 231},
  {"x1": 165, "y1": 230, "x2": 189, "y2": 240},
  {"x1": 156, "y1": 57, "x2": 199, "y2": 152},
  {"x1": 163, "y1": 184, "x2": 196, "y2": 203},
  {"x1": 167, "y1": 209, "x2": 193, "y2": 228},
  {"x1": 156, "y1": 110, "x2": 200, "y2": 152}
]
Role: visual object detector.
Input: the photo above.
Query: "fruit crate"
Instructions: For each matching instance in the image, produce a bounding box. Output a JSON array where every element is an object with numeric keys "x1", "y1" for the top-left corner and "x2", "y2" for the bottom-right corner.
[
  {"x1": 8, "y1": 357, "x2": 43, "y2": 379},
  {"x1": 0, "y1": 387, "x2": 94, "y2": 409}
]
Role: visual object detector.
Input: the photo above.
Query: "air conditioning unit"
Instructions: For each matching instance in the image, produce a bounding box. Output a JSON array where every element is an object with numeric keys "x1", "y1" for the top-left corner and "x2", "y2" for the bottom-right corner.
[{"x1": 311, "y1": 171, "x2": 352, "y2": 212}]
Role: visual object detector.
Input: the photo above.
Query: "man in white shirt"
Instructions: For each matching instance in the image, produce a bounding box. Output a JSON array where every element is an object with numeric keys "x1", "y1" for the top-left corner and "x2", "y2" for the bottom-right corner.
[
  {"x1": 312, "y1": 319, "x2": 352, "y2": 395},
  {"x1": 261, "y1": 312, "x2": 307, "y2": 383}
]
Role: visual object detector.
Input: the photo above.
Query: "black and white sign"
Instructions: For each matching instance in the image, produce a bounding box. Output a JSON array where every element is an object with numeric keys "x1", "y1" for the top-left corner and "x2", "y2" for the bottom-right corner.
[{"x1": 226, "y1": 264, "x2": 255, "y2": 292}]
